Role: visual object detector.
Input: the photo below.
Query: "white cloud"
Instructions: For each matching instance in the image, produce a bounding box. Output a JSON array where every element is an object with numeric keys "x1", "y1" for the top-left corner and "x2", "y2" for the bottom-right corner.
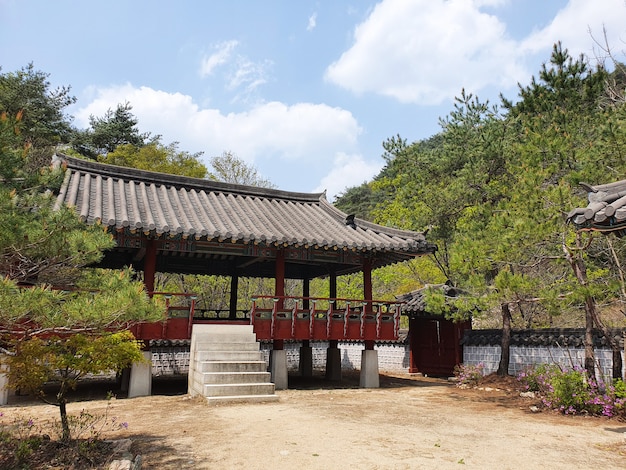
[
  {"x1": 313, "y1": 152, "x2": 383, "y2": 202},
  {"x1": 307, "y1": 12, "x2": 317, "y2": 32},
  {"x1": 520, "y1": 0, "x2": 626, "y2": 59},
  {"x1": 325, "y1": 0, "x2": 626, "y2": 105},
  {"x1": 199, "y1": 40, "x2": 239, "y2": 77},
  {"x1": 226, "y1": 57, "x2": 272, "y2": 97},
  {"x1": 325, "y1": 0, "x2": 524, "y2": 105},
  {"x1": 74, "y1": 84, "x2": 362, "y2": 193},
  {"x1": 199, "y1": 40, "x2": 272, "y2": 101}
]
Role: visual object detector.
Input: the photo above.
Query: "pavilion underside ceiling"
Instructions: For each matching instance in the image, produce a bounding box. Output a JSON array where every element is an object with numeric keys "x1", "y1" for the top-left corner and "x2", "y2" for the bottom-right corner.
[{"x1": 98, "y1": 235, "x2": 417, "y2": 279}]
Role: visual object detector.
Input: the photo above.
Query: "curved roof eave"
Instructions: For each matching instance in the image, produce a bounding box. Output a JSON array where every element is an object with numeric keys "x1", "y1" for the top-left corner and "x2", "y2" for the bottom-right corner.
[{"x1": 54, "y1": 154, "x2": 436, "y2": 255}]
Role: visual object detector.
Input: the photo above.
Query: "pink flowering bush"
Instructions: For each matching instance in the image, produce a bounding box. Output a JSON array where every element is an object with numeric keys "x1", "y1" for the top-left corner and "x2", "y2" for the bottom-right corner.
[
  {"x1": 453, "y1": 363, "x2": 485, "y2": 387},
  {"x1": 517, "y1": 364, "x2": 626, "y2": 417}
]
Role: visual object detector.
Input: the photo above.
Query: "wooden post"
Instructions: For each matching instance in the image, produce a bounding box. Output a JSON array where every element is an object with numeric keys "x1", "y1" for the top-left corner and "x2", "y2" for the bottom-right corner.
[
  {"x1": 275, "y1": 249, "x2": 285, "y2": 309},
  {"x1": 329, "y1": 271, "x2": 337, "y2": 300},
  {"x1": 363, "y1": 257, "x2": 373, "y2": 315},
  {"x1": 229, "y1": 274, "x2": 239, "y2": 320},
  {"x1": 271, "y1": 249, "x2": 288, "y2": 388},
  {"x1": 143, "y1": 238, "x2": 157, "y2": 294},
  {"x1": 303, "y1": 277, "x2": 310, "y2": 310}
]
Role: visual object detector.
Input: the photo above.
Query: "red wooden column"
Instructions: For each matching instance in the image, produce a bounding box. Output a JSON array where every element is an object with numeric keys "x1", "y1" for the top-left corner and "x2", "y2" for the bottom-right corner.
[
  {"x1": 299, "y1": 278, "x2": 313, "y2": 377},
  {"x1": 360, "y1": 257, "x2": 379, "y2": 388},
  {"x1": 363, "y1": 257, "x2": 374, "y2": 350},
  {"x1": 128, "y1": 237, "x2": 156, "y2": 397},
  {"x1": 274, "y1": 249, "x2": 285, "y2": 349},
  {"x1": 271, "y1": 249, "x2": 288, "y2": 389},
  {"x1": 326, "y1": 270, "x2": 341, "y2": 381}
]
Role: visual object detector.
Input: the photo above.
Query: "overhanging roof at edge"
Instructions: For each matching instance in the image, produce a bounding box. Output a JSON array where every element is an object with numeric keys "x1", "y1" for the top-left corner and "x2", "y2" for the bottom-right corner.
[
  {"x1": 567, "y1": 180, "x2": 626, "y2": 236},
  {"x1": 53, "y1": 154, "x2": 436, "y2": 276}
]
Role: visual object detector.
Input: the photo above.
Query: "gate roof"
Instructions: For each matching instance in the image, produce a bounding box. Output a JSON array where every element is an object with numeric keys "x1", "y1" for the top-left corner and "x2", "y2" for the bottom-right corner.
[
  {"x1": 567, "y1": 180, "x2": 626, "y2": 236},
  {"x1": 54, "y1": 155, "x2": 435, "y2": 278}
]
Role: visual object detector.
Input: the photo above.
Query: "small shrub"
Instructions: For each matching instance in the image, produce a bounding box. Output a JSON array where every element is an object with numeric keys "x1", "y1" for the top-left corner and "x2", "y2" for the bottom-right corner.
[
  {"x1": 517, "y1": 363, "x2": 560, "y2": 393},
  {"x1": 0, "y1": 401, "x2": 129, "y2": 469},
  {"x1": 454, "y1": 363, "x2": 485, "y2": 387},
  {"x1": 517, "y1": 364, "x2": 626, "y2": 417}
]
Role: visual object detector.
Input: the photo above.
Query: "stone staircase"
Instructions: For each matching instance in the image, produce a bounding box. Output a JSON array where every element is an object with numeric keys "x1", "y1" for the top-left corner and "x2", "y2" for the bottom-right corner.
[{"x1": 188, "y1": 324, "x2": 278, "y2": 404}]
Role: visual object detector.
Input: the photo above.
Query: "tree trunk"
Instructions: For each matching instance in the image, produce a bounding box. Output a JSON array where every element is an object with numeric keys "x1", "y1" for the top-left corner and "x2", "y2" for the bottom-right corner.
[
  {"x1": 583, "y1": 296, "x2": 596, "y2": 378},
  {"x1": 497, "y1": 303, "x2": 512, "y2": 377},
  {"x1": 612, "y1": 348, "x2": 622, "y2": 381},
  {"x1": 59, "y1": 398, "x2": 70, "y2": 442},
  {"x1": 563, "y1": 235, "x2": 596, "y2": 378},
  {"x1": 591, "y1": 314, "x2": 623, "y2": 380},
  {"x1": 57, "y1": 382, "x2": 71, "y2": 442}
]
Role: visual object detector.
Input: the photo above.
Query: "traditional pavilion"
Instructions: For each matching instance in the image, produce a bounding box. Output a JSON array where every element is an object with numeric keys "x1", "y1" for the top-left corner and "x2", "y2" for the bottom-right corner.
[{"x1": 52, "y1": 154, "x2": 436, "y2": 392}]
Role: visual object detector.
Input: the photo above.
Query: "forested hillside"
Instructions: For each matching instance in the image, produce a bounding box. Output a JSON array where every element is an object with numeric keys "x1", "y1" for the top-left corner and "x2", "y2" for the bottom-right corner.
[
  {"x1": 336, "y1": 43, "x2": 626, "y2": 343},
  {"x1": 3, "y1": 44, "x2": 626, "y2": 378}
]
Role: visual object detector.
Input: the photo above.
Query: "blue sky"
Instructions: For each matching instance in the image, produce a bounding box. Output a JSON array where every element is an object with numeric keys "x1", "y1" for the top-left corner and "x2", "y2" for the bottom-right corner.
[{"x1": 2, "y1": 0, "x2": 626, "y2": 201}]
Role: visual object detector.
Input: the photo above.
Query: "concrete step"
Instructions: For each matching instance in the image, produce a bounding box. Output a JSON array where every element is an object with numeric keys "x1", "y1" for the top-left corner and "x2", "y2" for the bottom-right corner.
[
  {"x1": 205, "y1": 394, "x2": 280, "y2": 405},
  {"x1": 192, "y1": 334, "x2": 259, "y2": 346},
  {"x1": 188, "y1": 324, "x2": 276, "y2": 403},
  {"x1": 200, "y1": 371, "x2": 271, "y2": 384},
  {"x1": 193, "y1": 341, "x2": 260, "y2": 352},
  {"x1": 201, "y1": 382, "x2": 276, "y2": 397},
  {"x1": 196, "y1": 360, "x2": 268, "y2": 373},
  {"x1": 191, "y1": 324, "x2": 254, "y2": 335},
  {"x1": 194, "y1": 350, "x2": 264, "y2": 361}
]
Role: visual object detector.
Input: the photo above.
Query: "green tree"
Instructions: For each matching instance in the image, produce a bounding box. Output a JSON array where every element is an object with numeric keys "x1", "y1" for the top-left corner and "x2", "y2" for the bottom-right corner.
[
  {"x1": 503, "y1": 42, "x2": 623, "y2": 378},
  {"x1": 100, "y1": 140, "x2": 208, "y2": 178},
  {"x1": 209, "y1": 151, "x2": 276, "y2": 188},
  {"x1": 72, "y1": 102, "x2": 153, "y2": 159},
  {"x1": 0, "y1": 112, "x2": 163, "y2": 441},
  {"x1": 0, "y1": 63, "x2": 76, "y2": 148}
]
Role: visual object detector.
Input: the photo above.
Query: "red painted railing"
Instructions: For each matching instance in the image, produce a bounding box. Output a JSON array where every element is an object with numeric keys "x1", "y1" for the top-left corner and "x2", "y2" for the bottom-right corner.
[
  {"x1": 131, "y1": 292, "x2": 198, "y2": 341},
  {"x1": 250, "y1": 295, "x2": 402, "y2": 341},
  {"x1": 130, "y1": 293, "x2": 403, "y2": 342}
]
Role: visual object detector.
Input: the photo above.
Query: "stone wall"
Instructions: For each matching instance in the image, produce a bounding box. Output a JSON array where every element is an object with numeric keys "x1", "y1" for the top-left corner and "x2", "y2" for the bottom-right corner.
[
  {"x1": 463, "y1": 345, "x2": 624, "y2": 378},
  {"x1": 462, "y1": 328, "x2": 626, "y2": 379},
  {"x1": 150, "y1": 342, "x2": 410, "y2": 375},
  {"x1": 150, "y1": 328, "x2": 626, "y2": 379}
]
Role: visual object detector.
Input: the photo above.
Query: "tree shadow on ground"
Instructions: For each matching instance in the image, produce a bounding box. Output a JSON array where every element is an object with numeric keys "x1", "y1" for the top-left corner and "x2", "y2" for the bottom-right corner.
[
  {"x1": 131, "y1": 434, "x2": 199, "y2": 470},
  {"x1": 287, "y1": 370, "x2": 452, "y2": 391},
  {"x1": 7, "y1": 375, "x2": 190, "y2": 405},
  {"x1": 7, "y1": 372, "x2": 452, "y2": 406}
]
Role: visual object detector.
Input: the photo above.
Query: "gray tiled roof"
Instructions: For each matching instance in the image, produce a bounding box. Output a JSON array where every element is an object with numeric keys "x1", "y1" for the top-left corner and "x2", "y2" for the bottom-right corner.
[
  {"x1": 462, "y1": 328, "x2": 625, "y2": 348},
  {"x1": 567, "y1": 180, "x2": 626, "y2": 236},
  {"x1": 54, "y1": 155, "x2": 435, "y2": 257},
  {"x1": 396, "y1": 283, "x2": 460, "y2": 315}
]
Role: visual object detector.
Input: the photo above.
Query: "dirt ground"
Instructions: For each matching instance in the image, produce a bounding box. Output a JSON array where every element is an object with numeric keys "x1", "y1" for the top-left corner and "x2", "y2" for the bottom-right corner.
[{"x1": 3, "y1": 372, "x2": 626, "y2": 470}]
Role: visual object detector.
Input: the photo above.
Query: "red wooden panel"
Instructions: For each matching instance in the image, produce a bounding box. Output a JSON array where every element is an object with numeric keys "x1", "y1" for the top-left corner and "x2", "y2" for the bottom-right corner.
[
  {"x1": 164, "y1": 318, "x2": 192, "y2": 339},
  {"x1": 273, "y1": 310, "x2": 293, "y2": 340},
  {"x1": 362, "y1": 312, "x2": 377, "y2": 340},
  {"x1": 293, "y1": 310, "x2": 312, "y2": 340},
  {"x1": 312, "y1": 311, "x2": 329, "y2": 340},
  {"x1": 345, "y1": 310, "x2": 363, "y2": 338},
  {"x1": 252, "y1": 308, "x2": 272, "y2": 340},
  {"x1": 328, "y1": 312, "x2": 346, "y2": 340},
  {"x1": 377, "y1": 313, "x2": 397, "y2": 341}
]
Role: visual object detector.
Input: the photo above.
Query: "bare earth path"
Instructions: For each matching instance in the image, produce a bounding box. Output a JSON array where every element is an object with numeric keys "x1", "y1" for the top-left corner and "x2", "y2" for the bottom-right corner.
[{"x1": 3, "y1": 373, "x2": 626, "y2": 469}]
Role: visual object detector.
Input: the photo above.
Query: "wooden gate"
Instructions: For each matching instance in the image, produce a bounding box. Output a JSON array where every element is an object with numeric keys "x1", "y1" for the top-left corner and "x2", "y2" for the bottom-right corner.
[{"x1": 409, "y1": 316, "x2": 470, "y2": 376}]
